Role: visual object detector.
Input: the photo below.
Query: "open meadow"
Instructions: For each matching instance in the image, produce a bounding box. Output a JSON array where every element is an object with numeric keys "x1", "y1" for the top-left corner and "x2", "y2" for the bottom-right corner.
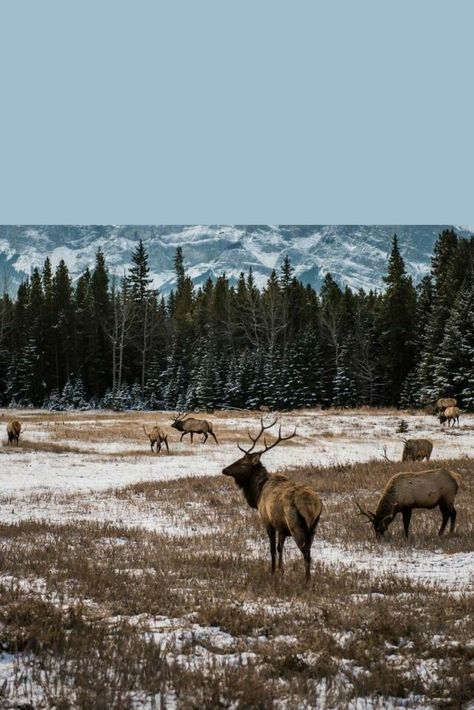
[{"x1": 0, "y1": 408, "x2": 473, "y2": 709}]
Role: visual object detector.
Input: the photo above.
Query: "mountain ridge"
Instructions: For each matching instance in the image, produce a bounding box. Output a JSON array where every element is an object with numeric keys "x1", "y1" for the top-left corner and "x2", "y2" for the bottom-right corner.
[{"x1": 1, "y1": 225, "x2": 473, "y2": 295}]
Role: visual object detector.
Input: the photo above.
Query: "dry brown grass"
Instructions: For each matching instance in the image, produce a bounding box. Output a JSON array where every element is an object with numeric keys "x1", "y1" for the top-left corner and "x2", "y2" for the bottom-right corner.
[
  {"x1": 0, "y1": 452, "x2": 472, "y2": 707},
  {"x1": 1, "y1": 440, "x2": 90, "y2": 455}
]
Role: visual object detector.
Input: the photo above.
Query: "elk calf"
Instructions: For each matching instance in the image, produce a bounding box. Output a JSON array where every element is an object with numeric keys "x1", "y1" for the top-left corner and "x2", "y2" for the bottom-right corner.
[
  {"x1": 401, "y1": 438, "x2": 433, "y2": 462},
  {"x1": 143, "y1": 425, "x2": 169, "y2": 454},
  {"x1": 171, "y1": 413, "x2": 218, "y2": 444},
  {"x1": 6, "y1": 419, "x2": 24, "y2": 446},
  {"x1": 439, "y1": 406, "x2": 460, "y2": 428},
  {"x1": 223, "y1": 418, "x2": 322, "y2": 583},
  {"x1": 356, "y1": 468, "x2": 461, "y2": 538}
]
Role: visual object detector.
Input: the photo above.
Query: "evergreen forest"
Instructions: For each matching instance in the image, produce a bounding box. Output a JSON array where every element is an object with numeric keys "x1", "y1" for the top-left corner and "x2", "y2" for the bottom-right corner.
[{"x1": 0, "y1": 229, "x2": 473, "y2": 412}]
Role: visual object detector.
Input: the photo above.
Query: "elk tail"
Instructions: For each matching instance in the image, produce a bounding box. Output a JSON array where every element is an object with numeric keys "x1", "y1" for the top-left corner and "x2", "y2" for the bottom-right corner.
[
  {"x1": 449, "y1": 470, "x2": 464, "y2": 489},
  {"x1": 294, "y1": 491, "x2": 322, "y2": 533}
]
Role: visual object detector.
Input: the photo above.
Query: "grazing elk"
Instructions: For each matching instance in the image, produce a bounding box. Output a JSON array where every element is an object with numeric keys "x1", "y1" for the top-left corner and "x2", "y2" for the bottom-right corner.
[
  {"x1": 170, "y1": 413, "x2": 218, "y2": 444},
  {"x1": 6, "y1": 419, "x2": 25, "y2": 446},
  {"x1": 401, "y1": 438, "x2": 433, "y2": 462},
  {"x1": 143, "y1": 425, "x2": 169, "y2": 454},
  {"x1": 356, "y1": 468, "x2": 461, "y2": 538},
  {"x1": 222, "y1": 418, "x2": 322, "y2": 583},
  {"x1": 439, "y1": 406, "x2": 460, "y2": 428},
  {"x1": 435, "y1": 397, "x2": 457, "y2": 414}
]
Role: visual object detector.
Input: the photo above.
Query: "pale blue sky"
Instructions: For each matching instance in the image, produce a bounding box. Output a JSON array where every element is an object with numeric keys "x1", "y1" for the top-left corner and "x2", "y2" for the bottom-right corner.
[{"x1": 0, "y1": 1, "x2": 472, "y2": 224}]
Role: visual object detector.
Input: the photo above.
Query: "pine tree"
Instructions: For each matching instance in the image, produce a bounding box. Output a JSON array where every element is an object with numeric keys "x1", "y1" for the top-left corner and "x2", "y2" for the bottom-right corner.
[
  {"x1": 43, "y1": 388, "x2": 62, "y2": 410},
  {"x1": 378, "y1": 235, "x2": 416, "y2": 404},
  {"x1": 432, "y1": 273, "x2": 474, "y2": 408},
  {"x1": 332, "y1": 367, "x2": 358, "y2": 408},
  {"x1": 91, "y1": 248, "x2": 110, "y2": 396},
  {"x1": 129, "y1": 381, "x2": 144, "y2": 410},
  {"x1": 418, "y1": 229, "x2": 460, "y2": 401},
  {"x1": 331, "y1": 341, "x2": 359, "y2": 408},
  {"x1": 144, "y1": 356, "x2": 163, "y2": 409},
  {"x1": 174, "y1": 247, "x2": 185, "y2": 293},
  {"x1": 129, "y1": 238, "x2": 152, "y2": 304},
  {"x1": 60, "y1": 378, "x2": 75, "y2": 410},
  {"x1": 53, "y1": 260, "x2": 74, "y2": 391},
  {"x1": 72, "y1": 378, "x2": 89, "y2": 410}
]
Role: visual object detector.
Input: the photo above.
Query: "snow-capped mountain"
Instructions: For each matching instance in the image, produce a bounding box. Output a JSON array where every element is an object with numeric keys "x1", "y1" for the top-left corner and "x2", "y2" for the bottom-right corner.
[{"x1": 0, "y1": 225, "x2": 473, "y2": 295}]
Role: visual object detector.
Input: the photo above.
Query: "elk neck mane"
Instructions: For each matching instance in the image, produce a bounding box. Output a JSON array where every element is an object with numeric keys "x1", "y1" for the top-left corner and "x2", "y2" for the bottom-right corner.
[
  {"x1": 374, "y1": 477, "x2": 400, "y2": 520},
  {"x1": 236, "y1": 464, "x2": 270, "y2": 509}
]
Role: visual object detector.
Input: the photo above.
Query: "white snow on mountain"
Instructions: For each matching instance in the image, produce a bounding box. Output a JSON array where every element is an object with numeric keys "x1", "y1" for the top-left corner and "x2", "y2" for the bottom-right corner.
[{"x1": 0, "y1": 225, "x2": 473, "y2": 295}]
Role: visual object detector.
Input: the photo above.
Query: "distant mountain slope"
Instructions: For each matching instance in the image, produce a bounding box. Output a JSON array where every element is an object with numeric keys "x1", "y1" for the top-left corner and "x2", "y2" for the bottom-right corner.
[{"x1": 1, "y1": 225, "x2": 473, "y2": 294}]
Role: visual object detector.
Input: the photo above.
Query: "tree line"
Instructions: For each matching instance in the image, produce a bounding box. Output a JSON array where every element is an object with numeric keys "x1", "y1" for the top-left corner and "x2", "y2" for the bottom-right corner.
[{"x1": 0, "y1": 229, "x2": 473, "y2": 411}]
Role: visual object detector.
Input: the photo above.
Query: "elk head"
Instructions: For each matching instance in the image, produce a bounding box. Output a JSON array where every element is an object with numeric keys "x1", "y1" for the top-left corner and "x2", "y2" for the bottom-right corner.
[
  {"x1": 170, "y1": 411, "x2": 187, "y2": 432},
  {"x1": 222, "y1": 417, "x2": 297, "y2": 484},
  {"x1": 355, "y1": 501, "x2": 392, "y2": 538}
]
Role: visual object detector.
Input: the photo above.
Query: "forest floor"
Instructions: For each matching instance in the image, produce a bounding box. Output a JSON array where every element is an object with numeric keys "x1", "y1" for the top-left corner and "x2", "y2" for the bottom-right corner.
[{"x1": 0, "y1": 408, "x2": 473, "y2": 709}]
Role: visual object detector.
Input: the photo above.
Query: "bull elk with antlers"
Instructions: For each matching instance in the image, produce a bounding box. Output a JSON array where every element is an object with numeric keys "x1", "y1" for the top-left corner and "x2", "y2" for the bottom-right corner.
[
  {"x1": 401, "y1": 438, "x2": 433, "y2": 462},
  {"x1": 223, "y1": 418, "x2": 322, "y2": 583},
  {"x1": 6, "y1": 419, "x2": 25, "y2": 446},
  {"x1": 170, "y1": 412, "x2": 218, "y2": 444},
  {"x1": 143, "y1": 425, "x2": 169, "y2": 454},
  {"x1": 356, "y1": 468, "x2": 461, "y2": 538}
]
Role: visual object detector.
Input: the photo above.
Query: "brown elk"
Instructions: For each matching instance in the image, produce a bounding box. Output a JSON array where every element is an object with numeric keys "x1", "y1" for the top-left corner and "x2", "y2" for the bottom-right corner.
[
  {"x1": 401, "y1": 438, "x2": 433, "y2": 462},
  {"x1": 6, "y1": 419, "x2": 25, "y2": 445},
  {"x1": 435, "y1": 397, "x2": 457, "y2": 414},
  {"x1": 356, "y1": 468, "x2": 461, "y2": 538},
  {"x1": 439, "y1": 406, "x2": 460, "y2": 427},
  {"x1": 143, "y1": 425, "x2": 169, "y2": 454},
  {"x1": 170, "y1": 413, "x2": 218, "y2": 444},
  {"x1": 222, "y1": 418, "x2": 322, "y2": 582}
]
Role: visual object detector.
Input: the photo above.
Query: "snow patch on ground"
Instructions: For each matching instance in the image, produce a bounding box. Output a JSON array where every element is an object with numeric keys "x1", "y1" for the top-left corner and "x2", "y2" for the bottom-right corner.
[{"x1": 1, "y1": 409, "x2": 473, "y2": 494}]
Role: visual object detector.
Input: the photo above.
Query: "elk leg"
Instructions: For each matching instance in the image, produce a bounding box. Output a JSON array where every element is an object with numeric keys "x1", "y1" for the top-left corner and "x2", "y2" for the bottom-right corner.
[
  {"x1": 164, "y1": 437, "x2": 170, "y2": 455},
  {"x1": 267, "y1": 526, "x2": 276, "y2": 574},
  {"x1": 210, "y1": 431, "x2": 219, "y2": 444},
  {"x1": 156, "y1": 442, "x2": 161, "y2": 454},
  {"x1": 202, "y1": 432, "x2": 208, "y2": 444},
  {"x1": 303, "y1": 544, "x2": 311, "y2": 583},
  {"x1": 190, "y1": 432, "x2": 194, "y2": 444},
  {"x1": 449, "y1": 507, "x2": 457, "y2": 534},
  {"x1": 438, "y1": 502, "x2": 450, "y2": 536},
  {"x1": 277, "y1": 532, "x2": 287, "y2": 572},
  {"x1": 292, "y1": 529, "x2": 312, "y2": 583},
  {"x1": 150, "y1": 440, "x2": 154, "y2": 453},
  {"x1": 402, "y1": 509, "x2": 412, "y2": 538},
  {"x1": 180, "y1": 432, "x2": 185, "y2": 442}
]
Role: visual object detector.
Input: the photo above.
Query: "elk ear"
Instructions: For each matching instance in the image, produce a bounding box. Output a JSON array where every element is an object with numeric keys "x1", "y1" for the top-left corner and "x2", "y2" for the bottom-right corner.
[{"x1": 250, "y1": 453, "x2": 262, "y2": 466}]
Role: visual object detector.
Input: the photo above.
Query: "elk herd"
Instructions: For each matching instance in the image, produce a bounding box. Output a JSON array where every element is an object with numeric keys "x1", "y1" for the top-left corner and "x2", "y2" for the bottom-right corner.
[{"x1": 3, "y1": 396, "x2": 465, "y2": 582}]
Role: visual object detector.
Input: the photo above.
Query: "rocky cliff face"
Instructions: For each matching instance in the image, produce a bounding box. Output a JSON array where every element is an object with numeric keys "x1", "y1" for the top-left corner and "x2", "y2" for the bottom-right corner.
[{"x1": 1, "y1": 224, "x2": 472, "y2": 293}]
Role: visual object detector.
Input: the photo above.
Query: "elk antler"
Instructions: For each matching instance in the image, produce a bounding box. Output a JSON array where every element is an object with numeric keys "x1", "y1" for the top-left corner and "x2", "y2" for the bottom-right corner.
[
  {"x1": 355, "y1": 500, "x2": 375, "y2": 522},
  {"x1": 172, "y1": 411, "x2": 187, "y2": 421},
  {"x1": 238, "y1": 417, "x2": 297, "y2": 455},
  {"x1": 143, "y1": 425, "x2": 150, "y2": 438},
  {"x1": 379, "y1": 445, "x2": 393, "y2": 463}
]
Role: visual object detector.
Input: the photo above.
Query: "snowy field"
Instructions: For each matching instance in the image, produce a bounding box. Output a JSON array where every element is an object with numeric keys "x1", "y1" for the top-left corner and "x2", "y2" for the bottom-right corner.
[
  {"x1": 1, "y1": 407, "x2": 473, "y2": 494},
  {"x1": 0, "y1": 408, "x2": 473, "y2": 708},
  {"x1": 1, "y1": 408, "x2": 473, "y2": 590}
]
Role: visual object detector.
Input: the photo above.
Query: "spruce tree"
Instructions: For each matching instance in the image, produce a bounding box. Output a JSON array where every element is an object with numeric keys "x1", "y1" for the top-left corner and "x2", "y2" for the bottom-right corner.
[
  {"x1": 129, "y1": 238, "x2": 152, "y2": 304},
  {"x1": 378, "y1": 235, "x2": 416, "y2": 404},
  {"x1": 432, "y1": 273, "x2": 474, "y2": 407}
]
